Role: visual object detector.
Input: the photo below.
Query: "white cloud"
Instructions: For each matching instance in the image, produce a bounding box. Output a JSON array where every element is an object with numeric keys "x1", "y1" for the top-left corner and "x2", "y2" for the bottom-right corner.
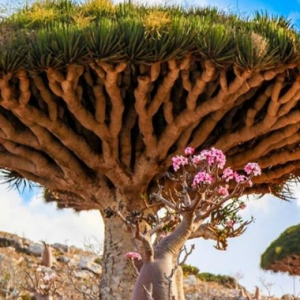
[
  {"x1": 0, "y1": 186, "x2": 104, "y2": 248},
  {"x1": 239, "y1": 194, "x2": 272, "y2": 216}
]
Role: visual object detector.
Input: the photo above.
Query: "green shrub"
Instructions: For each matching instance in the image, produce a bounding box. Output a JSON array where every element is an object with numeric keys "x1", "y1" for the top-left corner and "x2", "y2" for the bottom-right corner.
[
  {"x1": 182, "y1": 264, "x2": 200, "y2": 276},
  {"x1": 181, "y1": 264, "x2": 236, "y2": 288}
]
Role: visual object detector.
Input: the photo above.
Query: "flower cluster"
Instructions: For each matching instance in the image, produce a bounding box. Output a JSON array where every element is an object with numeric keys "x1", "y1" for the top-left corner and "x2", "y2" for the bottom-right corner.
[
  {"x1": 222, "y1": 167, "x2": 248, "y2": 184},
  {"x1": 222, "y1": 166, "x2": 259, "y2": 186},
  {"x1": 191, "y1": 148, "x2": 226, "y2": 169},
  {"x1": 172, "y1": 147, "x2": 261, "y2": 190},
  {"x1": 222, "y1": 167, "x2": 235, "y2": 182},
  {"x1": 125, "y1": 147, "x2": 261, "y2": 257},
  {"x1": 244, "y1": 162, "x2": 261, "y2": 176},
  {"x1": 172, "y1": 155, "x2": 188, "y2": 172},
  {"x1": 184, "y1": 147, "x2": 195, "y2": 156},
  {"x1": 125, "y1": 252, "x2": 142, "y2": 261},
  {"x1": 193, "y1": 171, "x2": 213, "y2": 186},
  {"x1": 218, "y1": 185, "x2": 229, "y2": 196},
  {"x1": 198, "y1": 147, "x2": 226, "y2": 169},
  {"x1": 173, "y1": 147, "x2": 226, "y2": 172}
]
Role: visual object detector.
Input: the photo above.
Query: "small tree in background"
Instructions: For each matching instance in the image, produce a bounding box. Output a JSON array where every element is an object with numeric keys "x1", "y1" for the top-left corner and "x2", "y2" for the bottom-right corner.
[
  {"x1": 261, "y1": 224, "x2": 300, "y2": 299},
  {"x1": 111, "y1": 147, "x2": 260, "y2": 299}
]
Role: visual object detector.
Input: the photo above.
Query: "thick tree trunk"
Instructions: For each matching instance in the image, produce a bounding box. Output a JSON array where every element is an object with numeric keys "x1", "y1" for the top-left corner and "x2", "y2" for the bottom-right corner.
[
  {"x1": 99, "y1": 189, "x2": 188, "y2": 300},
  {"x1": 99, "y1": 216, "x2": 137, "y2": 300}
]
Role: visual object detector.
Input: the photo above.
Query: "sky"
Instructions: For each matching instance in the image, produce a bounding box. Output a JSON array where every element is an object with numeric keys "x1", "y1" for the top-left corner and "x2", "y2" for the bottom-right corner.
[{"x1": 0, "y1": 0, "x2": 300, "y2": 297}]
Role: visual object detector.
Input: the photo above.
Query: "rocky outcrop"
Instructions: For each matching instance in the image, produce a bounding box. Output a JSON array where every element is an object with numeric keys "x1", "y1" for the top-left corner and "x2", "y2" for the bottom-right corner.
[
  {"x1": 0, "y1": 232, "x2": 288, "y2": 300},
  {"x1": 0, "y1": 232, "x2": 101, "y2": 299}
]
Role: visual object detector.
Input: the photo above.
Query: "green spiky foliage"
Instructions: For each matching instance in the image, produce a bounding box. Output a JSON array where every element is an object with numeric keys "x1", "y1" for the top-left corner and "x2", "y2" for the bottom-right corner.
[
  {"x1": 0, "y1": 169, "x2": 39, "y2": 192},
  {"x1": 1, "y1": 2, "x2": 299, "y2": 70},
  {"x1": 260, "y1": 224, "x2": 300, "y2": 275}
]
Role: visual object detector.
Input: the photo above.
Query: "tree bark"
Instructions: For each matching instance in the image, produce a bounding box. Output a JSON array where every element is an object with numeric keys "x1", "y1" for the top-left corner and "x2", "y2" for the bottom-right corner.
[
  {"x1": 100, "y1": 215, "x2": 137, "y2": 300},
  {"x1": 131, "y1": 217, "x2": 194, "y2": 300},
  {"x1": 132, "y1": 255, "x2": 177, "y2": 300},
  {"x1": 175, "y1": 266, "x2": 185, "y2": 300}
]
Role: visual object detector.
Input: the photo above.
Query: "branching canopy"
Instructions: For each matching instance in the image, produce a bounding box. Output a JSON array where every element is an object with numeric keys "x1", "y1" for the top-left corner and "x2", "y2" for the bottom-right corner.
[{"x1": 260, "y1": 224, "x2": 300, "y2": 275}]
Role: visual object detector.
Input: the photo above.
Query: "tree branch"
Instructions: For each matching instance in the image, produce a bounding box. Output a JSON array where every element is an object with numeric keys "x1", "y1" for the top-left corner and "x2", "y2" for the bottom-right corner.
[
  {"x1": 134, "y1": 74, "x2": 157, "y2": 155},
  {"x1": 227, "y1": 123, "x2": 300, "y2": 168},
  {"x1": 0, "y1": 138, "x2": 63, "y2": 179},
  {"x1": 156, "y1": 67, "x2": 272, "y2": 160},
  {"x1": 100, "y1": 62, "x2": 127, "y2": 159},
  {"x1": 119, "y1": 105, "x2": 137, "y2": 168}
]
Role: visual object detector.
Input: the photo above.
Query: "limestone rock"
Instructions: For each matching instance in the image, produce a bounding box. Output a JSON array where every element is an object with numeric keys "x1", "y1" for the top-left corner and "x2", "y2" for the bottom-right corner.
[
  {"x1": 78, "y1": 255, "x2": 102, "y2": 274},
  {"x1": 52, "y1": 243, "x2": 69, "y2": 253},
  {"x1": 28, "y1": 242, "x2": 44, "y2": 256}
]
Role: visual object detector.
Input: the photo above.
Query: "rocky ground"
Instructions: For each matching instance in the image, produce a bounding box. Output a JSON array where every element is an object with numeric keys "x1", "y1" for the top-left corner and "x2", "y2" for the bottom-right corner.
[
  {"x1": 0, "y1": 231, "x2": 296, "y2": 299},
  {"x1": 0, "y1": 231, "x2": 101, "y2": 299}
]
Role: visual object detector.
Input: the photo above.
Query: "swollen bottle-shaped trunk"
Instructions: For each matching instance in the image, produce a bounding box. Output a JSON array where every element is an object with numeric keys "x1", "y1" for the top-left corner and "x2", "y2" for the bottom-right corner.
[{"x1": 132, "y1": 254, "x2": 178, "y2": 300}]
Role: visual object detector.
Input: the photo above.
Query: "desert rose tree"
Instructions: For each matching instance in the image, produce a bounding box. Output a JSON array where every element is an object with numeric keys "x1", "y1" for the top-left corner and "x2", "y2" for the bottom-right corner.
[
  {"x1": 1, "y1": 0, "x2": 300, "y2": 298},
  {"x1": 119, "y1": 147, "x2": 260, "y2": 300}
]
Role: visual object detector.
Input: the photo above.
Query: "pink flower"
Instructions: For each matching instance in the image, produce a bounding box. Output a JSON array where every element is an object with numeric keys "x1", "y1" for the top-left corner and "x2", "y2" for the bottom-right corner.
[
  {"x1": 199, "y1": 150, "x2": 215, "y2": 166},
  {"x1": 226, "y1": 220, "x2": 234, "y2": 227},
  {"x1": 125, "y1": 252, "x2": 142, "y2": 261},
  {"x1": 192, "y1": 155, "x2": 203, "y2": 165},
  {"x1": 184, "y1": 147, "x2": 195, "y2": 156},
  {"x1": 222, "y1": 167, "x2": 235, "y2": 182},
  {"x1": 234, "y1": 174, "x2": 247, "y2": 183},
  {"x1": 240, "y1": 203, "x2": 246, "y2": 209},
  {"x1": 244, "y1": 162, "x2": 261, "y2": 176},
  {"x1": 218, "y1": 185, "x2": 229, "y2": 196},
  {"x1": 172, "y1": 155, "x2": 189, "y2": 171},
  {"x1": 211, "y1": 147, "x2": 226, "y2": 169},
  {"x1": 193, "y1": 171, "x2": 213, "y2": 186},
  {"x1": 198, "y1": 148, "x2": 226, "y2": 169}
]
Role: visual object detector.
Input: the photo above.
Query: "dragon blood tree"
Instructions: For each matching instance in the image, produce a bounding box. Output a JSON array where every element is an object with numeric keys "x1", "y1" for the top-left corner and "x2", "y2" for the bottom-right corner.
[
  {"x1": 1, "y1": 0, "x2": 300, "y2": 298},
  {"x1": 114, "y1": 147, "x2": 259, "y2": 300},
  {"x1": 261, "y1": 224, "x2": 300, "y2": 276}
]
